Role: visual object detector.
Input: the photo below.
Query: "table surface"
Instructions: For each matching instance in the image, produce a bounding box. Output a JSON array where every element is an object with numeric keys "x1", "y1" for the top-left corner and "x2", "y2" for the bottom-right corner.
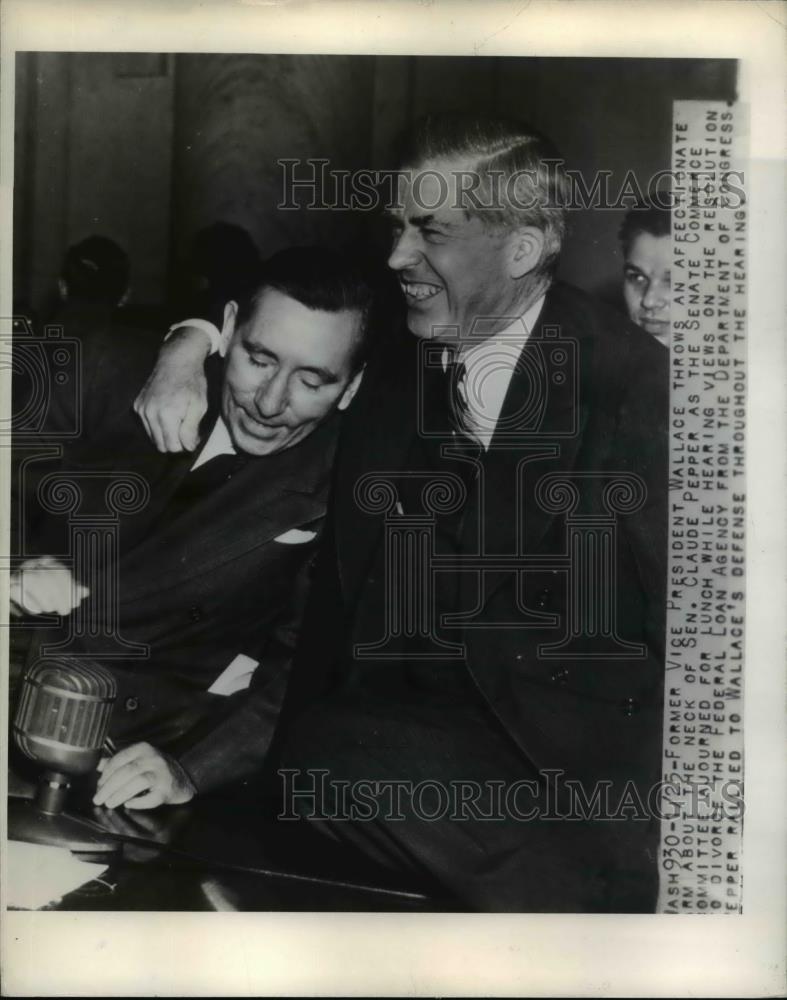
[{"x1": 8, "y1": 764, "x2": 447, "y2": 912}]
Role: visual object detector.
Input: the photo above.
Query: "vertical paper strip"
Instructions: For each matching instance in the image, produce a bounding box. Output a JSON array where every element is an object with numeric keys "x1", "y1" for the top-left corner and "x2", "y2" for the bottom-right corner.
[{"x1": 659, "y1": 99, "x2": 748, "y2": 914}]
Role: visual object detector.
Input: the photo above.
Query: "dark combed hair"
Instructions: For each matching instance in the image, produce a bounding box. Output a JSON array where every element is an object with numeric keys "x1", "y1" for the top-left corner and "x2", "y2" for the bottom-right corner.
[
  {"x1": 62, "y1": 235, "x2": 130, "y2": 304},
  {"x1": 235, "y1": 246, "x2": 377, "y2": 372},
  {"x1": 619, "y1": 199, "x2": 671, "y2": 255},
  {"x1": 399, "y1": 113, "x2": 570, "y2": 274}
]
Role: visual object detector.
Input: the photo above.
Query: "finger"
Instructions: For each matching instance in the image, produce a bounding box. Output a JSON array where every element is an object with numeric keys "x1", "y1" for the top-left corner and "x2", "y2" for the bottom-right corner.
[
  {"x1": 8, "y1": 597, "x2": 26, "y2": 618},
  {"x1": 157, "y1": 406, "x2": 186, "y2": 454},
  {"x1": 93, "y1": 804, "x2": 140, "y2": 838},
  {"x1": 135, "y1": 397, "x2": 159, "y2": 450},
  {"x1": 150, "y1": 404, "x2": 180, "y2": 453},
  {"x1": 21, "y1": 555, "x2": 56, "y2": 569},
  {"x1": 99, "y1": 772, "x2": 154, "y2": 810},
  {"x1": 18, "y1": 589, "x2": 43, "y2": 615},
  {"x1": 124, "y1": 787, "x2": 165, "y2": 810},
  {"x1": 178, "y1": 401, "x2": 202, "y2": 452},
  {"x1": 96, "y1": 743, "x2": 152, "y2": 788},
  {"x1": 149, "y1": 408, "x2": 172, "y2": 453}
]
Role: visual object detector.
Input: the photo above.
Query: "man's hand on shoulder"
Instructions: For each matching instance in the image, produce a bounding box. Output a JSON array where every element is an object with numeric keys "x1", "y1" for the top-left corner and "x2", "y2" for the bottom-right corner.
[
  {"x1": 133, "y1": 326, "x2": 211, "y2": 453},
  {"x1": 93, "y1": 741, "x2": 197, "y2": 810},
  {"x1": 9, "y1": 556, "x2": 89, "y2": 617}
]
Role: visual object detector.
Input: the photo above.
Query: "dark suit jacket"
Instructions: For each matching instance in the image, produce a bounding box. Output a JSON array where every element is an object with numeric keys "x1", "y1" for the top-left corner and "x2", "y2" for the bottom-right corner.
[
  {"x1": 20, "y1": 323, "x2": 338, "y2": 792},
  {"x1": 283, "y1": 281, "x2": 669, "y2": 910}
]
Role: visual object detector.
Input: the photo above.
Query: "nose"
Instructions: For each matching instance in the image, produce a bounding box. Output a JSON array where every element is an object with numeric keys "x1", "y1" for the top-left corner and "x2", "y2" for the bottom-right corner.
[
  {"x1": 254, "y1": 370, "x2": 288, "y2": 419},
  {"x1": 387, "y1": 227, "x2": 422, "y2": 272},
  {"x1": 642, "y1": 278, "x2": 668, "y2": 312}
]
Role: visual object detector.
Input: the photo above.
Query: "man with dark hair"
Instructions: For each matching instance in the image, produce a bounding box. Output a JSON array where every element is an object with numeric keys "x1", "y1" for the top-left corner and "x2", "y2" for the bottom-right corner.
[
  {"x1": 12, "y1": 246, "x2": 371, "y2": 809},
  {"x1": 619, "y1": 200, "x2": 671, "y2": 345},
  {"x1": 135, "y1": 113, "x2": 667, "y2": 912}
]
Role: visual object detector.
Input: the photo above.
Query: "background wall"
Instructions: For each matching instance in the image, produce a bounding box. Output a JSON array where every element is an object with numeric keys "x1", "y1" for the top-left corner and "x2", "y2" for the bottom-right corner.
[
  {"x1": 14, "y1": 52, "x2": 175, "y2": 312},
  {"x1": 13, "y1": 53, "x2": 737, "y2": 317}
]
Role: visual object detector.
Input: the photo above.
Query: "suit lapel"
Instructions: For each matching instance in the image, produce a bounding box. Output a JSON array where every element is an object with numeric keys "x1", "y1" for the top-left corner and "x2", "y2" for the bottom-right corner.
[
  {"x1": 125, "y1": 373, "x2": 227, "y2": 541},
  {"x1": 334, "y1": 328, "x2": 421, "y2": 604},
  {"x1": 118, "y1": 412, "x2": 338, "y2": 601},
  {"x1": 335, "y1": 289, "x2": 596, "y2": 612},
  {"x1": 459, "y1": 286, "x2": 592, "y2": 610}
]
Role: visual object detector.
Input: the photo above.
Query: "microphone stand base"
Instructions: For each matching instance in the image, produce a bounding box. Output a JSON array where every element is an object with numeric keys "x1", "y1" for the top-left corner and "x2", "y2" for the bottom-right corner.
[{"x1": 8, "y1": 798, "x2": 121, "y2": 858}]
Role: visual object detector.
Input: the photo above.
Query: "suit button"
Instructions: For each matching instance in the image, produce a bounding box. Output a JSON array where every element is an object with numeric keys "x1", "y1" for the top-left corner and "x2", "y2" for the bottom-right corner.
[
  {"x1": 620, "y1": 697, "x2": 640, "y2": 717},
  {"x1": 533, "y1": 587, "x2": 552, "y2": 610},
  {"x1": 124, "y1": 697, "x2": 139, "y2": 712},
  {"x1": 550, "y1": 668, "x2": 569, "y2": 686},
  {"x1": 188, "y1": 605, "x2": 203, "y2": 623}
]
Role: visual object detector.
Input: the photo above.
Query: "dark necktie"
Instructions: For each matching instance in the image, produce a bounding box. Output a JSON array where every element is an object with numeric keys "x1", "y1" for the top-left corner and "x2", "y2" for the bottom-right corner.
[
  {"x1": 181, "y1": 451, "x2": 247, "y2": 500},
  {"x1": 154, "y1": 451, "x2": 248, "y2": 531},
  {"x1": 444, "y1": 357, "x2": 474, "y2": 442}
]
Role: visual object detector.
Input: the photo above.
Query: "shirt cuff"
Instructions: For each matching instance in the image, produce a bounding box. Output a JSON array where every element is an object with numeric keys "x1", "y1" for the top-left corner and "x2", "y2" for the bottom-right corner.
[{"x1": 165, "y1": 318, "x2": 228, "y2": 357}]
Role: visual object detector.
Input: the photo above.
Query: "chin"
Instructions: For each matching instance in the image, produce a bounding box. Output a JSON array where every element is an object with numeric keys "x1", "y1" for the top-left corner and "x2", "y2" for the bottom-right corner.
[
  {"x1": 406, "y1": 309, "x2": 456, "y2": 343},
  {"x1": 232, "y1": 425, "x2": 283, "y2": 456}
]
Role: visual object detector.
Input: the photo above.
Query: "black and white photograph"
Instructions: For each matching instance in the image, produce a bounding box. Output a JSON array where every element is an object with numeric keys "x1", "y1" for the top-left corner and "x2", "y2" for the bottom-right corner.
[{"x1": 1, "y1": 1, "x2": 784, "y2": 996}]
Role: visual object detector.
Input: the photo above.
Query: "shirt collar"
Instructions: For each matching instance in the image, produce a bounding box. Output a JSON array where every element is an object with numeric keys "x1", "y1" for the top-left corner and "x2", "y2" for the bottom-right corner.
[
  {"x1": 190, "y1": 415, "x2": 236, "y2": 471},
  {"x1": 440, "y1": 294, "x2": 546, "y2": 449}
]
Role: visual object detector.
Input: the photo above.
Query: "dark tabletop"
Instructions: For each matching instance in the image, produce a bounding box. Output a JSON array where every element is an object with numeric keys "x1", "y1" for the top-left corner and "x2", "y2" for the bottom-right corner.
[{"x1": 8, "y1": 763, "x2": 449, "y2": 912}]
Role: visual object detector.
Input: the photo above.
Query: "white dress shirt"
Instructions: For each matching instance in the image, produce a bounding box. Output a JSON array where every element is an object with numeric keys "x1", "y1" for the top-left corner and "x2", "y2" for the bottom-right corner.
[
  {"x1": 443, "y1": 294, "x2": 545, "y2": 449},
  {"x1": 190, "y1": 415, "x2": 236, "y2": 470}
]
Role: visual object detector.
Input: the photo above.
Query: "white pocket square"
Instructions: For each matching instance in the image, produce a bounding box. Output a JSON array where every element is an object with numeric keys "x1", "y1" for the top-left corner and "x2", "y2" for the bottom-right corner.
[
  {"x1": 274, "y1": 528, "x2": 318, "y2": 545},
  {"x1": 208, "y1": 653, "x2": 259, "y2": 696}
]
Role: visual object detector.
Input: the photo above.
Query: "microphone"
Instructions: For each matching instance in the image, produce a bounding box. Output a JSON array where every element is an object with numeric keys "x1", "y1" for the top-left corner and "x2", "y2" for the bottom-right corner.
[{"x1": 9, "y1": 655, "x2": 121, "y2": 856}]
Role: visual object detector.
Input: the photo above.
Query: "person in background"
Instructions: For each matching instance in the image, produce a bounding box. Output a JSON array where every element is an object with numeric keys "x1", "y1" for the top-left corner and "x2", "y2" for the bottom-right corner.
[
  {"x1": 170, "y1": 221, "x2": 262, "y2": 324},
  {"x1": 57, "y1": 235, "x2": 131, "y2": 310},
  {"x1": 619, "y1": 200, "x2": 671, "y2": 347}
]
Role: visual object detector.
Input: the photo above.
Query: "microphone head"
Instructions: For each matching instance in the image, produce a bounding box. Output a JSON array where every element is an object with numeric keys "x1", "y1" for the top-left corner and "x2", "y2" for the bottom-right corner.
[{"x1": 13, "y1": 656, "x2": 117, "y2": 776}]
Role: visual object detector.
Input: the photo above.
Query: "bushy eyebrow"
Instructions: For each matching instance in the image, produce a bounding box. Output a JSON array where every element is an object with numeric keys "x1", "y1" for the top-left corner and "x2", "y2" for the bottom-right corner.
[
  {"x1": 242, "y1": 338, "x2": 339, "y2": 384},
  {"x1": 384, "y1": 211, "x2": 458, "y2": 236}
]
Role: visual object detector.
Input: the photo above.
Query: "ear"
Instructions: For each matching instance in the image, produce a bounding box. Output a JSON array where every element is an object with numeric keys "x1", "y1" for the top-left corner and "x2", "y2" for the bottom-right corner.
[
  {"x1": 57, "y1": 278, "x2": 68, "y2": 302},
  {"x1": 506, "y1": 226, "x2": 547, "y2": 280},
  {"x1": 221, "y1": 300, "x2": 239, "y2": 345},
  {"x1": 337, "y1": 365, "x2": 365, "y2": 411}
]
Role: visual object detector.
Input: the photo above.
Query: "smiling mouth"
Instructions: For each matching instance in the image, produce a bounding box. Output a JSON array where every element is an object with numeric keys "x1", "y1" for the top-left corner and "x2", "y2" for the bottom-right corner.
[
  {"x1": 400, "y1": 279, "x2": 443, "y2": 303},
  {"x1": 239, "y1": 411, "x2": 284, "y2": 435}
]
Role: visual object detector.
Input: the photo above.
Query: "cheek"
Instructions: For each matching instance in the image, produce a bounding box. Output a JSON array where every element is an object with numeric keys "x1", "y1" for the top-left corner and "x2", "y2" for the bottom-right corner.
[
  {"x1": 623, "y1": 284, "x2": 641, "y2": 311},
  {"x1": 224, "y1": 357, "x2": 256, "y2": 396},
  {"x1": 442, "y1": 253, "x2": 487, "y2": 301},
  {"x1": 289, "y1": 386, "x2": 342, "y2": 424}
]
